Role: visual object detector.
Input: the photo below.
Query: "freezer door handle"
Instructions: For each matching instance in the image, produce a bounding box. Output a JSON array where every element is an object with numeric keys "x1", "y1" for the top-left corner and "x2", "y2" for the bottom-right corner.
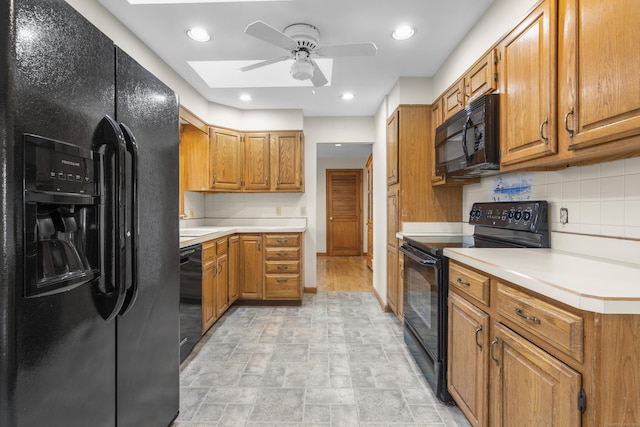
[
  {"x1": 118, "y1": 122, "x2": 139, "y2": 316},
  {"x1": 96, "y1": 115, "x2": 129, "y2": 321}
]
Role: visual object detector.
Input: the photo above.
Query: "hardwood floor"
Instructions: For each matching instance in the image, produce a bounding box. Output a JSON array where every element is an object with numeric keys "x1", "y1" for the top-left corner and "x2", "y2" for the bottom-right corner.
[{"x1": 316, "y1": 255, "x2": 372, "y2": 292}]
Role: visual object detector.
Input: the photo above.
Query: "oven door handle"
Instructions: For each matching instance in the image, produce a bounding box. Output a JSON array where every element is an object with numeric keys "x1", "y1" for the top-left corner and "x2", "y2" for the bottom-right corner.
[{"x1": 399, "y1": 244, "x2": 439, "y2": 266}]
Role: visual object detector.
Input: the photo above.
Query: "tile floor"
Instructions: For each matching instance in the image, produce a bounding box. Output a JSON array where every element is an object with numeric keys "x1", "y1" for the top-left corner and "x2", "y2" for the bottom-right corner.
[{"x1": 173, "y1": 292, "x2": 471, "y2": 427}]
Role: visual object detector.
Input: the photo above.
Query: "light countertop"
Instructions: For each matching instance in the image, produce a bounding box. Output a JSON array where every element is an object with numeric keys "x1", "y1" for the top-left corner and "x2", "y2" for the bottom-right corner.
[
  {"x1": 179, "y1": 218, "x2": 307, "y2": 248},
  {"x1": 444, "y1": 247, "x2": 640, "y2": 314}
]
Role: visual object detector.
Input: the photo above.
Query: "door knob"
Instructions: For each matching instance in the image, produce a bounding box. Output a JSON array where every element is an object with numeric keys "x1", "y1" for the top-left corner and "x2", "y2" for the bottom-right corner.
[{"x1": 330, "y1": 217, "x2": 333, "y2": 220}]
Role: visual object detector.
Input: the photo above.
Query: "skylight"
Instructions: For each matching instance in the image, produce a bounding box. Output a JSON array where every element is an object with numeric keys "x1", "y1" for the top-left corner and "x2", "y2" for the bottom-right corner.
[{"x1": 188, "y1": 59, "x2": 333, "y2": 88}]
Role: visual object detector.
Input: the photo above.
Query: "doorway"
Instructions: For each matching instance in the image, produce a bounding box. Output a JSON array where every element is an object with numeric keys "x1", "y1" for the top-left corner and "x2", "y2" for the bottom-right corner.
[{"x1": 326, "y1": 169, "x2": 363, "y2": 256}]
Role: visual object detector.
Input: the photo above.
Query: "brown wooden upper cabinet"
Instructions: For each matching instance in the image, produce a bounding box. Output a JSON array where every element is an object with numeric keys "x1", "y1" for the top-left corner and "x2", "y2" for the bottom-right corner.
[
  {"x1": 243, "y1": 132, "x2": 271, "y2": 191},
  {"x1": 497, "y1": 0, "x2": 557, "y2": 166},
  {"x1": 443, "y1": 50, "x2": 498, "y2": 123},
  {"x1": 499, "y1": 0, "x2": 640, "y2": 170},
  {"x1": 194, "y1": 128, "x2": 304, "y2": 193},
  {"x1": 272, "y1": 131, "x2": 304, "y2": 192},
  {"x1": 386, "y1": 110, "x2": 399, "y2": 185},
  {"x1": 210, "y1": 127, "x2": 243, "y2": 191},
  {"x1": 557, "y1": 0, "x2": 640, "y2": 154}
]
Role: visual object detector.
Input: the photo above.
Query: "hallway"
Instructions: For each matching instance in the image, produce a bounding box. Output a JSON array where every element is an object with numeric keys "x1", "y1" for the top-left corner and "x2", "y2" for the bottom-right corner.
[{"x1": 174, "y1": 259, "x2": 471, "y2": 426}]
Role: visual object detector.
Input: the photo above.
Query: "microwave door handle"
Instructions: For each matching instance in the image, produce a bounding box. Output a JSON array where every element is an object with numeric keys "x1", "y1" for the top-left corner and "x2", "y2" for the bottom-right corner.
[
  {"x1": 97, "y1": 115, "x2": 128, "y2": 321},
  {"x1": 118, "y1": 122, "x2": 139, "y2": 316},
  {"x1": 462, "y1": 116, "x2": 474, "y2": 163}
]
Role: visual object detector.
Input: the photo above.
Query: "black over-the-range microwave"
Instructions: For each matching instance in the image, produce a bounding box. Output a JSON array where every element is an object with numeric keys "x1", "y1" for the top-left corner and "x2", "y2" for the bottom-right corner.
[{"x1": 435, "y1": 93, "x2": 500, "y2": 178}]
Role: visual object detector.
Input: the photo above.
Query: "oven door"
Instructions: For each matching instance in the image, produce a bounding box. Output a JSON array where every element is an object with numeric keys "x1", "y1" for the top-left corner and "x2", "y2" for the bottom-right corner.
[{"x1": 399, "y1": 244, "x2": 441, "y2": 362}]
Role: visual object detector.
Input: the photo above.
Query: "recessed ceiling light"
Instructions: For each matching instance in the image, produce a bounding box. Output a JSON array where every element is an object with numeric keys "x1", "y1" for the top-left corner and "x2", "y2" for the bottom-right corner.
[
  {"x1": 239, "y1": 93, "x2": 252, "y2": 102},
  {"x1": 186, "y1": 27, "x2": 210, "y2": 42},
  {"x1": 392, "y1": 25, "x2": 415, "y2": 40},
  {"x1": 335, "y1": 144, "x2": 342, "y2": 147},
  {"x1": 340, "y1": 92, "x2": 355, "y2": 101}
]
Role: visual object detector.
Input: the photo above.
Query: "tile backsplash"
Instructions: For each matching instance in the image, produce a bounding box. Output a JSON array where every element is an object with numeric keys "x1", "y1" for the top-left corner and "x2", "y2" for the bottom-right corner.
[{"x1": 463, "y1": 157, "x2": 640, "y2": 239}]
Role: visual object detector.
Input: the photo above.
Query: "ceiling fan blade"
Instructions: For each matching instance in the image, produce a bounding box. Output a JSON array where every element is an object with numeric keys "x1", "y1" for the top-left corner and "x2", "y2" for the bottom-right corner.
[
  {"x1": 316, "y1": 43, "x2": 378, "y2": 57},
  {"x1": 240, "y1": 55, "x2": 291, "y2": 72},
  {"x1": 244, "y1": 21, "x2": 297, "y2": 51},
  {"x1": 310, "y1": 60, "x2": 328, "y2": 87}
]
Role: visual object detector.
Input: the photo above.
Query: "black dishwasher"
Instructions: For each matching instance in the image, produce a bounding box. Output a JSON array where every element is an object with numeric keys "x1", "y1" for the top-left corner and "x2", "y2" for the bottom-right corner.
[{"x1": 179, "y1": 244, "x2": 202, "y2": 363}]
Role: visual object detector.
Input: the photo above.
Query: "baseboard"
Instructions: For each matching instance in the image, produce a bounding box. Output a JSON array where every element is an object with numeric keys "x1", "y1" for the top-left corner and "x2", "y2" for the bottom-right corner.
[
  {"x1": 304, "y1": 287, "x2": 318, "y2": 294},
  {"x1": 372, "y1": 286, "x2": 391, "y2": 313}
]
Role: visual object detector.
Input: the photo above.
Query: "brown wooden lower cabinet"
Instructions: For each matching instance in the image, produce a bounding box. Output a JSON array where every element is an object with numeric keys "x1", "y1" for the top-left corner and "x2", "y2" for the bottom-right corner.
[
  {"x1": 490, "y1": 322, "x2": 581, "y2": 427},
  {"x1": 239, "y1": 235, "x2": 263, "y2": 300},
  {"x1": 448, "y1": 291, "x2": 489, "y2": 427},
  {"x1": 202, "y1": 237, "x2": 229, "y2": 333},
  {"x1": 448, "y1": 260, "x2": 640, "y2": 427},
  {"x1": 228, "y1": 235, "x2": 239, "y2": 304}
]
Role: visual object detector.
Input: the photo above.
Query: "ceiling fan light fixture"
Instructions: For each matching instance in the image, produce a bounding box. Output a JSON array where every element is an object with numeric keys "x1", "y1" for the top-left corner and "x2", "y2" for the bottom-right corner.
[
  {"x1": 392, "y1": 25, "x2": 415, "y2": 40},
  {"x1": 290, "y1": 59, "x2": 314, "y2": 81},
  {"x1": 186, "y1": 27, "x2": 211, "y2": 42}
]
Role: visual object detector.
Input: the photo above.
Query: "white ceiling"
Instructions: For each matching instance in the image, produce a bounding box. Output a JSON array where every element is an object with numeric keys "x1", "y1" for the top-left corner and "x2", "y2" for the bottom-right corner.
[{"x1": 99, "y1": 0, "x2": 494, "y2": 117}]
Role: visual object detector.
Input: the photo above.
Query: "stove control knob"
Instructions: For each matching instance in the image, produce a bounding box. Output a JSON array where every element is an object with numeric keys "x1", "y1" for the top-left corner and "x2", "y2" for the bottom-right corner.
[
  {"x1": 523, "y1": 211, "x2": 532, "y2": 222},
  {"x1": 514, "y1": 211, "x2": 522, "y2": 221}
]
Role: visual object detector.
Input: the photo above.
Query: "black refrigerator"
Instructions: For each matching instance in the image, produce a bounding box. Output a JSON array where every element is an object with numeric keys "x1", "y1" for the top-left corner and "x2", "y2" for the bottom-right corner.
[{"x1": 0, "y1": 0, "x2": 180, "y2": 425}]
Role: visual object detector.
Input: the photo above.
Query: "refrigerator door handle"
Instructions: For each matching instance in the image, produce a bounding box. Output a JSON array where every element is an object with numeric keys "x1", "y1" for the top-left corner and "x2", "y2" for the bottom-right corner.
[
  {"x1": 97, "y1": 115, "x2": 129, "y2": 321},
  {"x1": 118, "y1": 122, "x2": 139, "y2": 316}
]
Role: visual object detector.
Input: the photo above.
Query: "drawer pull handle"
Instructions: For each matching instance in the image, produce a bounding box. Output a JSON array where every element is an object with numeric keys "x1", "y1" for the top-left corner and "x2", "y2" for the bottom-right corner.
[
  {"x1": 277, "y1": 252, "x2": 287, "y2": 257},
  {"x1": 277, "y1": 239, "x2": 287, "y2": 243},
  {"x1": 456, "y1": 277, "x2": 471, "y2": 287},
  {"x1": 515, "y1": 308, "x2": 541, "y2": 324},
  {"x1": 475, "y1": 326, "x2": 483, "y2": 349},
  {"x1": 277, "y1": 265, "x2": 289, "y2": 270},
  {"x1": 276, "y1": 279, "x2": 288, "y2": 283},
  {"x1": 490, "y1": 337, "x2": 500, "y2": 366}
]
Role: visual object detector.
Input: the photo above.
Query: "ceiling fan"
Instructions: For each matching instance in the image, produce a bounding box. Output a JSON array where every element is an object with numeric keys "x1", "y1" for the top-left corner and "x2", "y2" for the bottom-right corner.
[{"x1": 241, "y1": 21, "x2": 378, "y2": 87}]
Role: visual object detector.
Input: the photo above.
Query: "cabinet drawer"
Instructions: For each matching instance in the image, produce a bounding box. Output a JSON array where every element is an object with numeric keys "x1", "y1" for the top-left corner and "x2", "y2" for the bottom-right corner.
[
  {"x1": 216, "y1": 237, "x2": 228, "y2": 255},
  {"x1": 264, "y1": 275, "x2": 301, "y2": 299},
  {"x1": 496, "y1": 281, "x2": 584, "y2": 362},
  {"x1": 202, "y1": 241, "x2": 216, "y2": 261},
  {"x1": 265, "y1": 260, "x2": 300, "y2": 274},
  {"x1": 265, "y1": 234, "x2": 301, "y2": 247},
  {"x1": 265, "y1": 247, "x2": 300, "y2": 261},
  {"x1": 449, "y1": 262, "x2": 490, "y2": 306}
]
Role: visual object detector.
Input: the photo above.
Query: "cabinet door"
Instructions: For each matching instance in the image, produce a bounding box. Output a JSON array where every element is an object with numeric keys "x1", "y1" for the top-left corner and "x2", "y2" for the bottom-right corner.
[
  {"x1": 386, "y1": 246, "x2": 398, "y2": 315},
  {"x1": 181, "y1": 124, "x2": 210, "y2": 192},
  {"x1": 443, "y1": 79, "x2": 465, "y2": 122},
  {"x1": 202, "y1": 259, "x2": 216, "y2": 333},
  {"x1": 448, "y1": 292, "x2": 489, "y2": 427},
  {"x1": 387, "y1": 187, "x2": 399, "y2": 249},
  {"x1": 243, "y1": 132, "x2": 271, "y2": 191},
  {"x1": 228, "y1": 235, "x2": 239, "y2": 304},
  {"x1": 490, "y1": 322, "x2": 581, "y2": 427},
  {"x1": 559, "y1": 0, "x2": 640, "y2": 151},
  {"x1": 239, "y1": 235, "x2": 263, "y2": 299},
  {"x1": 430, "y1": 100, "x2": 446, "y2": 185},
  {"x1": 210, "y1": 127, "x2": 242, "y2": 191},
  {"x1": 272, "y1": 131, "x2": 303, "y2": 192},
  {"x1": 498, "y1": 0, "x2": 557, "y2": 166},
  {"x1": 386, "y1": 110, "x2": 399, "y2": 185},
  {"x1": 464, "y1": 49, "x2": 497, "y2": 104},
  {"x1": 216, "y1": 252, "x2": 229, "y2": 316}
]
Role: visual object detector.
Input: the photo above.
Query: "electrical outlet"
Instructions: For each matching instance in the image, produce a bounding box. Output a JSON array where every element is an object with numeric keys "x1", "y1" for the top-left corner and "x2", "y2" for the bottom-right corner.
[
  {"x1": 560, "y1": 207, "x2": 568, "y2": 225},
  {"x1": 275, "y1": 207, "x2": 282, "y2": 216}
]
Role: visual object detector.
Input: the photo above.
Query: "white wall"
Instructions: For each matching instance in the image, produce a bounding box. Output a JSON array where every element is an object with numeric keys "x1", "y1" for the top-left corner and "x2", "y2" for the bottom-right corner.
[
  {"x1": 371, "y1": 98, "x2": 389, "y2": 302},
  {"x1": 316, "y1": 157, "x2": 370, "y2": 254},
  {"x1": 432, "y1": 0, "x2": 539, "y2": 99}
]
